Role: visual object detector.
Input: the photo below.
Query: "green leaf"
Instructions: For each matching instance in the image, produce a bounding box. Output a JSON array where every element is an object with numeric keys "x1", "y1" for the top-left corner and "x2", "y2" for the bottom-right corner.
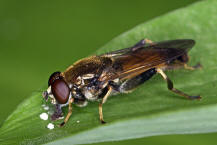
[{"x1": 1, "y1": 0, "x2": 217, "y2": 144}]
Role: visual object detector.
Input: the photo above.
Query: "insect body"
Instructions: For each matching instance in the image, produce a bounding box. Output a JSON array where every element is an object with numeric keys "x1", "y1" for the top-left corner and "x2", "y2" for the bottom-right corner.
[{"x1": 43, "y1": 39, "x2": 201, "y2": 126}]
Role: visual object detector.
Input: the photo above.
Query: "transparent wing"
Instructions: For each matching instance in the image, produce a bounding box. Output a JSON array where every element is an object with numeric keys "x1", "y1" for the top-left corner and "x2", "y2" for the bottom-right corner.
[{"x1": 99, "y1": 39, "x2": 195, "y2": 81}]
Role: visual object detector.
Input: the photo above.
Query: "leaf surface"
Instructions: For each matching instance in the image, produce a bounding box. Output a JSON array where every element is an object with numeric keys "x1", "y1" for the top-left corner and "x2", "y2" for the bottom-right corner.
[{"x1": 1, "y1": 0, "x2": 217, "y2": 144}]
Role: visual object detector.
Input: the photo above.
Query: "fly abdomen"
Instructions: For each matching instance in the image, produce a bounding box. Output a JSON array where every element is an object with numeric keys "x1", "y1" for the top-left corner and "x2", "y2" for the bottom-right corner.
[{"x1": 119, "y1": 68, "x2": 156, "y2": 93}]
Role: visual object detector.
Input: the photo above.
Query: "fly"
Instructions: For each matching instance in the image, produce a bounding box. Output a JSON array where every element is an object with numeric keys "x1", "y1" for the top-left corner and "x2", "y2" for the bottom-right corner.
[{"x1": 42, "y1": 39, "x2": 202, "y2": 127}]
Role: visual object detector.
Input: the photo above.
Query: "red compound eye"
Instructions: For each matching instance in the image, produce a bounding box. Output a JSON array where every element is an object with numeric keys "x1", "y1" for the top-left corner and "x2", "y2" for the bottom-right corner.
[{"x1": 51, "y1": 79, "x2": 70, "y2": 104}]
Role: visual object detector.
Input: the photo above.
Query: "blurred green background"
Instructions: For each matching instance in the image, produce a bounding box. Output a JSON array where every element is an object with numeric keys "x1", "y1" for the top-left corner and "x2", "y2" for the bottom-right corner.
[{"x1": 2, "y1": 0, "x2": 217, "y2": 145}]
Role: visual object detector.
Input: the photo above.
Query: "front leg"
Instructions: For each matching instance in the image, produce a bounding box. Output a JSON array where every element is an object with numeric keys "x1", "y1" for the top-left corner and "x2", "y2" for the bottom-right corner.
[
  {"x1": 99, "y1": 86, "x2": 112, "y2": 124},
  {"x1": 59, "y1": 98, "x2": 74, "y2": 127}
]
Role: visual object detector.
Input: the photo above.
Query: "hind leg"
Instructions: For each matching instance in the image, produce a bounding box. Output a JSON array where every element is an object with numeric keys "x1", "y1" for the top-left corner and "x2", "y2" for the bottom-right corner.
[
  {"x1": 174, "y1": 53, "x2": 202, "y2": 70},
  {"x1": 156, "y1": 68, "x2": 201, "y2": 100},
  {"x1": 184, "y1": 63, "x2": 202, "y2": 70},
  {"x1": 165, "y1": 52, "x2": 202, "y2": 71}
]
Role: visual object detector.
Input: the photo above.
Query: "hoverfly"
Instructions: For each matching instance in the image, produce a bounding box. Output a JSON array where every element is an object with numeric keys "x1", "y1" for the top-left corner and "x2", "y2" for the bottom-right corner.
[{"x1": 43, "y1": 39, "x2": 201, "y2": 127}]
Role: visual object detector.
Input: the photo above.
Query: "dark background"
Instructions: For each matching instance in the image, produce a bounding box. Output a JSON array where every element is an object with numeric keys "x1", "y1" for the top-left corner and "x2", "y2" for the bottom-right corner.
[{"x1": 2, "y1": 0, "x2": 217, "y2": 145}]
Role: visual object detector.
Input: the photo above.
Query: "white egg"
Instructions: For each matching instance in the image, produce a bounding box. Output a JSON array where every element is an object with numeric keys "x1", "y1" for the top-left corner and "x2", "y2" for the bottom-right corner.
[
  {"x1": 40, "y1": 113, "x2": 48, "y2": 120},
  {"x1": 43, "y1": 106, "x2": 49, "y2": 110},
  {"x1": 47, "y1": 123, "x2": 55, "y2": 130}
]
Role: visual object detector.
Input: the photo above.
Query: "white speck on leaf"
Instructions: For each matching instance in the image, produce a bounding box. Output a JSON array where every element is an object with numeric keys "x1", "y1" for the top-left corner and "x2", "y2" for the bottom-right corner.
[
  {"x1": 40, "y1": 113, "x2": 48, "y2": 120},
  {"x1": 47, "y1": 123, "x2": 54, "y2": 130},
  {"x1": 43, "y1": 106, "x2": 49, "y2": 110}
]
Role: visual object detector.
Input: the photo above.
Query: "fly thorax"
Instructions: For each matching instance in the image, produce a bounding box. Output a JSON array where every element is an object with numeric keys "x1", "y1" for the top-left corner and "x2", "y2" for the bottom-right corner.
[{"x1": 82, "y1": 86, "x2": 99, "y2": 101}]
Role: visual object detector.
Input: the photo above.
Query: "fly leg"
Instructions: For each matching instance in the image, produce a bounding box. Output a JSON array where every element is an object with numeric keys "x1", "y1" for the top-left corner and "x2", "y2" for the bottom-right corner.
[
  {"x1": 144, "y1": 38, "x2": 153, "y2": 44},
  {"x1": 99, "y1": 86, "x2": 112, "y2": 124},
  {"x1": 166, "y1": 62, "x2": 202, "y2": 70},
  {"x1": 167, "y1": 52, "x2": 202, "y2": 71},
  {"x1": 59, "y1": 98, "x2": 74, "y2": 127},
  {"x1": 156, "y1": 68, "x2": 201, "y2": 100},
  {"x1": 184, "y1": 63, "x2": 202, "y2": 70},
  {"x1": 131, "y1": 39, "x2": 153, "y2": 51}
]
